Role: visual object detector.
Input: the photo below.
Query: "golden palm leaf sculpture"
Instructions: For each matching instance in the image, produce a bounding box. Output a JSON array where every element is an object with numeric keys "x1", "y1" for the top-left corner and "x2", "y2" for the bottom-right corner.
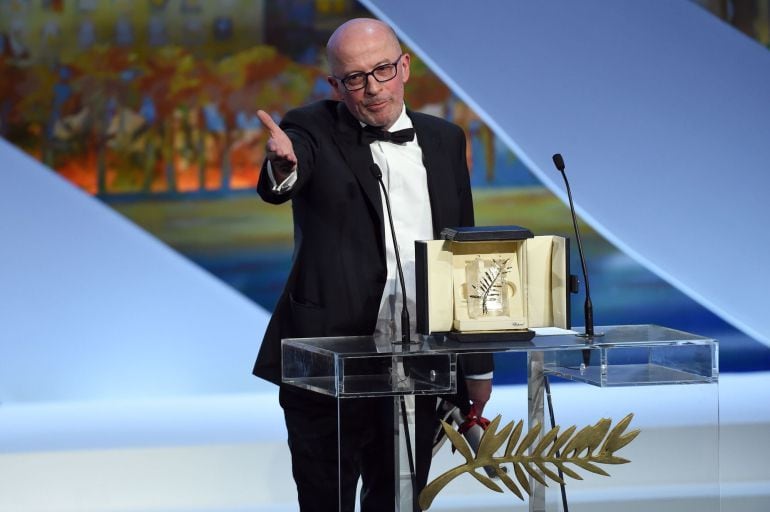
[{"x1": 419, "y1": 413, "x2": 640, "y2": 511}]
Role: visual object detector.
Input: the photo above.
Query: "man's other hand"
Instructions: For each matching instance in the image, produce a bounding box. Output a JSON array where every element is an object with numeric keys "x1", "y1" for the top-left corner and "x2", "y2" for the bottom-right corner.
[{"x1": 465, "y1": 378, "x2": 492, "y2": 418}]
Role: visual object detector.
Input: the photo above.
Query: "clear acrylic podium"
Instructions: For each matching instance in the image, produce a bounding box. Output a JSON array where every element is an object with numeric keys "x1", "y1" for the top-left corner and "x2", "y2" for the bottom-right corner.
[{"x1": 282, "y1": 325, "x2": 719, "y2": 511}]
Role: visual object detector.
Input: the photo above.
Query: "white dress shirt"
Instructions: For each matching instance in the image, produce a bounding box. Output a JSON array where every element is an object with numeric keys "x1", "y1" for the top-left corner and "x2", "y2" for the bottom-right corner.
[{"x1": 368, "y1": 107, "x2": 434, "y2": 339}]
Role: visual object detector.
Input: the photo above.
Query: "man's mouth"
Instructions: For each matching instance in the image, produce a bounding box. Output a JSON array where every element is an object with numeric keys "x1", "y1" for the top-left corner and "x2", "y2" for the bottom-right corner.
[{"x1": 365, "y1": 99, "x2": 388, "y2": 111}]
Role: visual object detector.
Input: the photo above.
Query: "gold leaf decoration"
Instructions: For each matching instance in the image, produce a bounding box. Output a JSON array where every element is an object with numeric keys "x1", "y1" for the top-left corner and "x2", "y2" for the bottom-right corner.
[{"x1": 419, "y1": 413, "x2": 640, "y2": 511}]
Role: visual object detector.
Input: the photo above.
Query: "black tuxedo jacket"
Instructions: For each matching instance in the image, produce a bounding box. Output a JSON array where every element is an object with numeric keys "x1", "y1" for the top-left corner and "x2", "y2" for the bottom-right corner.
[{"x1": 254, "y1": 100, "x2": 493, "y2": 387}]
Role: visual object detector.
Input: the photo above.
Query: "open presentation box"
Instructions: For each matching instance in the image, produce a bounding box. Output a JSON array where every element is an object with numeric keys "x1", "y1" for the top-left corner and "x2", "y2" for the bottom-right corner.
[{"x1": 416, "y1": 226, "x2": 574, "y2": 341}]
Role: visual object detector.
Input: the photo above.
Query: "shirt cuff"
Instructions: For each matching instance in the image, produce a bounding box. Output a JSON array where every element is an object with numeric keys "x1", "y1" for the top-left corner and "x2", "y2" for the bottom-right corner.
[
  {"x1": 267, "y1": 160, "x2": 298, "y2": 194},
  {"x1": 465, "y1": 372, "x2": 494, "y2": 380}
]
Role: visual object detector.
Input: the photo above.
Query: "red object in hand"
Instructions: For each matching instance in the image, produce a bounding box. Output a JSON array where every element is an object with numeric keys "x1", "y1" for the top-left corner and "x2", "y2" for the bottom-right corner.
[{"x1": 457, "y1": 403, "x2": 490, "y2": 435}]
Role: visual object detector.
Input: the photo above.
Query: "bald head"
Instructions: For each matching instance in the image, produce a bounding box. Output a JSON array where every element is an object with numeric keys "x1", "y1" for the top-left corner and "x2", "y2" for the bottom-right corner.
[
  {"x1": 326, "y1": 18, "x2": 401, "y2": 76},
  {"x1": 325, "y1": 18, "x2": 410, "y2": 129}
]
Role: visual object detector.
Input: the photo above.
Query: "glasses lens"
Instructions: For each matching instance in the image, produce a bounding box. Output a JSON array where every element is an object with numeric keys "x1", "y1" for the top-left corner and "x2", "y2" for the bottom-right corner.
[
  {"x1": 372, "y1": 64, "x2": 397, "y2": 82},
  {"x1": 343, "y1": 73, "x2": 366, "y2": 90}
]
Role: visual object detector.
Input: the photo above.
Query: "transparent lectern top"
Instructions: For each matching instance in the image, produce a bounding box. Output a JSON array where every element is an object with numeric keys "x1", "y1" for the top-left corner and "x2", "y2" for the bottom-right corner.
[{"x1": 281, "y1": 325, "x2": 717, "y2": 397}]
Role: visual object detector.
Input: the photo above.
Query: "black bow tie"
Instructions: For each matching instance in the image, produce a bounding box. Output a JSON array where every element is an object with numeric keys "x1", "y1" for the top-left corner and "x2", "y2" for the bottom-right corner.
[{"x1": 361, "y1": 126, "x2": 415, "y2": 145}]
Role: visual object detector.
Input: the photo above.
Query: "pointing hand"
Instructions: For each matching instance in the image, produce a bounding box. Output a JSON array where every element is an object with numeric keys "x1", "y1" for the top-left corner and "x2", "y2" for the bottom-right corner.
[{"x1": 257, "y1": 110, "x2": 297, "y2": 180}]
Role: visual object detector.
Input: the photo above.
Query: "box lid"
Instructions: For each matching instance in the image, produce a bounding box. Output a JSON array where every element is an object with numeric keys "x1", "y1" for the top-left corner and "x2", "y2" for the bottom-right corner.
[{"x1": 440, "y1": 225, "x2": 534, "y2": 242}]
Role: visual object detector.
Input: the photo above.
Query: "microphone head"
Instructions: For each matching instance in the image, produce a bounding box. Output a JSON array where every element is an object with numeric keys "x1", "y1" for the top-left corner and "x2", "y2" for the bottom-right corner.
[
  {"x1": 369, "y1": 163, "x2": 382, "y2": 179},
  {"x1": 552, "y1": 153, "x2": 565, "y2": 171}
]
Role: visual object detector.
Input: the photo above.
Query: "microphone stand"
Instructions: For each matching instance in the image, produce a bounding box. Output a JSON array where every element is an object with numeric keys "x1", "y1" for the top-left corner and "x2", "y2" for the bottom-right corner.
[
  {"x1": 545, "y1": 376, "x2": 570, "y2": 512},
  {"x1": 370, "y1": 164, "x2": 413, "y2": 345},
  {"x1": 370, "y1": 163, "x2": 418, "y2": 511},
  {"x1": 552, "y1": 154, "x2": 603, "y2": 369}
]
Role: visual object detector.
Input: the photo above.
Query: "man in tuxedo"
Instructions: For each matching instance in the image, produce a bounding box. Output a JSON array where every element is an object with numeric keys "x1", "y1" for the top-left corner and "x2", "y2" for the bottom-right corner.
[{"x1": 254, "y1": 18, "x2": 493, "y2": 511}]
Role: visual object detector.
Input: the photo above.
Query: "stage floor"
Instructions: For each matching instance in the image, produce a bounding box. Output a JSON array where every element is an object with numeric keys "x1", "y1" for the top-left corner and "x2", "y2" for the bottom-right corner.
[{"x1": 1, "y1": 373, "x2": 768, "y2": 511}]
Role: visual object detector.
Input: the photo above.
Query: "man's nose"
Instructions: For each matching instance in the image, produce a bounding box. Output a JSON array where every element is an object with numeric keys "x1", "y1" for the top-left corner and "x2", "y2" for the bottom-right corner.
[{"x1": 364, "y1": 74, "x2": 382, "y2": 94}]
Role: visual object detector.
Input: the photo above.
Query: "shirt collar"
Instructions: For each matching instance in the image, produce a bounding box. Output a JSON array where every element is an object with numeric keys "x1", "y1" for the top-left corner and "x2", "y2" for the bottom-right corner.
[{"x1": 389, "y1": 104, "x2": 412, "y2": 131}]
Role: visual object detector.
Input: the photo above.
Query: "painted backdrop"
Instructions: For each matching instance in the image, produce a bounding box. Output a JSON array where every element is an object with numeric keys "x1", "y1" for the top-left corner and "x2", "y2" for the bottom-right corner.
[{"x1": 2, "y1": 0, "x2": 768, "y2": 381}]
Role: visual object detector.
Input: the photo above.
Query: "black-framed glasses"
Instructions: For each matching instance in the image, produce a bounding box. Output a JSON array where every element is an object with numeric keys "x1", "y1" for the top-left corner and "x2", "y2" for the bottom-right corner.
[{"x1": 335, "y1": 54, "x2": 404, "y2": 92}]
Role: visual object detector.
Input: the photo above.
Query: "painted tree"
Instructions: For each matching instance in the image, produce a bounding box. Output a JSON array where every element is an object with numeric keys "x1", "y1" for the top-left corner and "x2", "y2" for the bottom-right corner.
[
  {"x1": 137, "y1": 46, "x2": 202, "y2": 194},
  {"x1": 63, "y1": 46, "x2": 138, "y2": 195},
  {"x1": 206, "y1": 45, "x2": 318, "y2": 192}
]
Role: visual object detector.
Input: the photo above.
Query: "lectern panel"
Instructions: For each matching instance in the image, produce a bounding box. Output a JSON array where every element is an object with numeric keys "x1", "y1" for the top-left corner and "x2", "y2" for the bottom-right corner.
[
  {"x1": 541, "y1": 325, "x2": 718, "y2": 387},
  {"x1": 282, "y1": 336, "x2": 457, "y2": 398}
]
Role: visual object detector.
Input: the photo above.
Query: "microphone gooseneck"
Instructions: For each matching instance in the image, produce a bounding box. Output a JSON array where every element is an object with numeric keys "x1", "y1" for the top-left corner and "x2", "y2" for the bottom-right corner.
[
  {"x1": 551, "y1": 153, "x2": 603, "y2": 345},
  {"x1": 369, "y1": 163, "x2": 411, "y2": 344},
  {"x1": 370, "y1": 162, "x2": 418, "y2": 510}
]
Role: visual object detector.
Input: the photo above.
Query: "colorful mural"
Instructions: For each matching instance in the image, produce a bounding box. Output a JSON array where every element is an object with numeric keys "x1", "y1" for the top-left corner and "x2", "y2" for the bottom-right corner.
[
  {"x1": 2, "y1": 0, "x2": 769, "y2": 379},
  {"x1": 0, "y1": 0, "x2": 523, "y2": 307}
]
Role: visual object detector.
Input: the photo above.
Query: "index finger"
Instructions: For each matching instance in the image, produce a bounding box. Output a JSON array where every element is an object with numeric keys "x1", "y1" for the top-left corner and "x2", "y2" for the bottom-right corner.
[{"x1": 257, "y1": 110, "x2": 282, "y2": 137}]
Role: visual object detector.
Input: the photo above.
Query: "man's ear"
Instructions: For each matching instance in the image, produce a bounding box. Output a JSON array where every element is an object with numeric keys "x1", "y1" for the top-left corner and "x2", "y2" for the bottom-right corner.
[
  {"x1": 327, "y1": 76, "x2": 343, "y2": 100},
  {"x1": 400, "y1": 53, "x2": 411, "y2": 83}
]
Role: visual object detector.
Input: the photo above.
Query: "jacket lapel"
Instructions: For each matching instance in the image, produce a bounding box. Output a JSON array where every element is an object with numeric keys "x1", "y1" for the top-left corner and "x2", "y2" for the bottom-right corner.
[{"x1": 330, "y1": 102, "x2": 384, "y2": 242}]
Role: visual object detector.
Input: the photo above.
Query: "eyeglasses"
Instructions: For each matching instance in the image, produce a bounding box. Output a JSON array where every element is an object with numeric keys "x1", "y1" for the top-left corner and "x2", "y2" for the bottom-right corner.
[{"x1": 335, "y1": 54, "x2": 404, "y2": 92}]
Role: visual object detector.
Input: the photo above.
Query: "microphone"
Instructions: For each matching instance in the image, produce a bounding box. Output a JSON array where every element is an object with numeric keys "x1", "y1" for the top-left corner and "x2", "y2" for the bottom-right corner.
[
  {"x1": 369, "y1": 163, "x2": 411, "y2": 344},
  {"x1": 552, "y1": 154, "x2": 603, "y2": 347}
]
